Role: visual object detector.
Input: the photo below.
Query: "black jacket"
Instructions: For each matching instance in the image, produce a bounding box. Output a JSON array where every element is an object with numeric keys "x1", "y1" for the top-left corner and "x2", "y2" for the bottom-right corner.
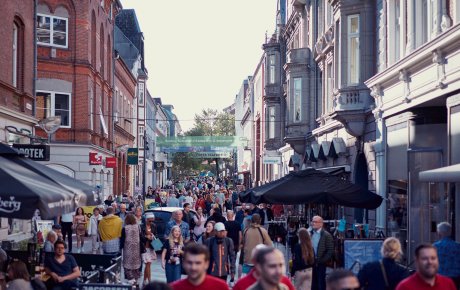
[
  {"x1": 358, "y1": 258, "x2": 410, "y2": 290},
  {"x1": 311, "y1": 229, "x2": 334, "y2": 265},
  {"x1": 292, "y1": 243, "x2": 314, "y2": 275}
]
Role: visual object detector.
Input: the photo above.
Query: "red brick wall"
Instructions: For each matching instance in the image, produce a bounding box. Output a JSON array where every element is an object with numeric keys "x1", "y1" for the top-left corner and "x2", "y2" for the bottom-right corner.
[
  {"x1": 0, "y1": 0, "x2": 34, "y2": 115},
  {"x1": 37, "y1": 0, "x2": 122, "y2": 150}
]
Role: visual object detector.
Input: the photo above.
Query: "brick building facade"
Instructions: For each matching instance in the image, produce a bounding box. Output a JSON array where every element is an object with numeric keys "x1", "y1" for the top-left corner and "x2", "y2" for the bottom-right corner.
[{"x1": 35, "y1": 0, "x2": 122, "y2": 197}]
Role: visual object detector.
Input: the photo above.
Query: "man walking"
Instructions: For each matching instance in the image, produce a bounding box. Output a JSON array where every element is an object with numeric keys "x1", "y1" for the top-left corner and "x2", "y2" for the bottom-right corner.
[
  {"x1": 433, "y1": 222, "x2": 460, "y2": 288},
  {"x1": 310, "y1": 215, "x2": 334, "y2": 290},
  {"x1": 396, "y1": 244, "x2": 456, "y2": 290},
  {"x1": 116, "y1": 203, "x2": 128, "y2": 224},
  {"x1": 165, "y1": 210, "x2": 190, "y2": 242},
  {"x1": 204, "y1": 222, "x2": 236, "y2": 282},
  {"x1": 241, "y1": 214, "x2": 272, "y2": 274},
  {"x1": 225, "y1": 210, "x2": 242, "y2": 259},
  {"x1": 247, "y1": 247, "x2": 289, "y2": 290},
  {"x1": 98, "y1": 206, "x2": 123, "y2": 254},
  {"x1": 170, "y1": 243, "x2": 229, "y2": 290}
]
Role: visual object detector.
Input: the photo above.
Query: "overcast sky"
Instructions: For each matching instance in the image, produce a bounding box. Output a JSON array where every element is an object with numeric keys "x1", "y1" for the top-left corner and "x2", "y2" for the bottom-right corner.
[{"x1": 120, "y1": 0, "x2": 277, "y2": 132}]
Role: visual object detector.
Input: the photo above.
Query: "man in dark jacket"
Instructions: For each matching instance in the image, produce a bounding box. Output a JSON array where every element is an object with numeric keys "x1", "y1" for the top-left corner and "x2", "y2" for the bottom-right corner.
[
  {"x1": 205, "y1": 208, "x2": 227, "y2": 226},
  {"x1": 204, "y1": 222, "x2": 236, "y2": 281},
  {"x1": 310, "y1": 215, "x2": 334, "y2": 290}
]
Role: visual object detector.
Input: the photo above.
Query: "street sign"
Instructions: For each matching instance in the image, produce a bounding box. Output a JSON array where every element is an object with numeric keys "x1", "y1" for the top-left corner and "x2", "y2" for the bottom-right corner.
[
  {"x1": 12, "y1": 144, "x2": 50, "y2": 161},
  {"x1": 127, "y1": 148, "x2": 138, "y2": 165},
  {"x1": 263, "y1": 156, "x2": 281, "y2": 164},
  {"x1": 186, "y1": 152, "x2": 231, "y2": 158},
  {"x1": 105, "y1": 157, "x2": 117, "y2": 168}
]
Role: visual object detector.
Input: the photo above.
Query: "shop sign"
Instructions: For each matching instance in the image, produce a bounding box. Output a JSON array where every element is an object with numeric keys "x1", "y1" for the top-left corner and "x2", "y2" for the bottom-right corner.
[
  {"x1": 263, "y1": 156, "x2": 281, "y2": 164},
  {"x1": 12, "y1": 144, "x2": 50, "y2": 161},
  {"x1": 105, "y1": 157, "x2": 117, "y2": 168},
  {"x1": 127, "y1": 148, "x2": 138, "y2": 165},
  {"x1": 89, "y1": 152, "x2": 102, "y2": 165},
  {"x1": 154, "y1": 161, "x2": 165, "y2": 170}
]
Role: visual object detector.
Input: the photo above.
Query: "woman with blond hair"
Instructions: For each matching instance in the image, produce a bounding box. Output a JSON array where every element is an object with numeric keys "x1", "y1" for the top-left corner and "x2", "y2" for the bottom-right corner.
[
  {"x1": 160, "y1": 225, "x2": 184, "y2": 283},
  {"x1": 358, "y1": 237, "x2": 410, "y2": 290},
  {"x1": 292, "y1": 227, "x2": 315, "y2": 290}
]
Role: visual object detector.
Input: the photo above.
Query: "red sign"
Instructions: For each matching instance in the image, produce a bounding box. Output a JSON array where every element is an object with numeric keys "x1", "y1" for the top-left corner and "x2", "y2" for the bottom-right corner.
[
  {"x1": 89, "y1": 152, "x2": 102, "y2": 165},
  {"x1": 106, "y1": 157, "x2": 117, "y2": 168}
]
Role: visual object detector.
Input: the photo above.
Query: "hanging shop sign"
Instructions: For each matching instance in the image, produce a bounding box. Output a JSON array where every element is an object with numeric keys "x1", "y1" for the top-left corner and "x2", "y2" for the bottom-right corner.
[
  {"x1": 263, "y1": 156, "x2": 282, "y2": 164},
  {"x1": 89, "y1": 152, "x2": 103, "y2": 165},
  {"x1": 127, "y1": 148, "x2": 139, "y2": 165},
  {"x1": 12, "y1": 144, "x2": 50, "y2": 161},
  {"x1": 154, "y1": 161, "x2": 165, "y2": 170},
  {"x1": 105, "y1": 157, "x2": 117, "y2": 168}
]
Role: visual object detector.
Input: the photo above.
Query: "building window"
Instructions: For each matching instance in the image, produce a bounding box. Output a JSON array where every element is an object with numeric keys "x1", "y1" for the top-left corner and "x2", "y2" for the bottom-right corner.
[
  {"x1": 347, "y1": 15, "x2": 360, "y2": 85},
  {"x1": 138, "y1": 82, "x2": 145, "y2": 106},
  {"x1": 269, "y1": 55, "x2": 276, "y2": 84},
  {"x1": 293, "y1": 78, "x2": 302, "y2": 122},
  {"x1": 12, "y1": 23, "x2": 18, "y2": 87},
  {"x1": 326, "y1": 2, "x2": 333, "y2": 27},
  {"x1": 139, "y1": 126, "x2": 144, "y2": 148},
  {"x1": 36, "y1": 91, "x2": 71, "y2": 127},
  {"x1": 325, "y1": 62, "x2": 333, "y2": 113},
  {"x1": 268, "y1": 106, "x2": 275, "y2": 138},
  {"x1": 37, "y1": 14, "x2": 68, "y2": 48},
  {"x1": 388, "y1": 0, "x2": 401, "y2": 65}
]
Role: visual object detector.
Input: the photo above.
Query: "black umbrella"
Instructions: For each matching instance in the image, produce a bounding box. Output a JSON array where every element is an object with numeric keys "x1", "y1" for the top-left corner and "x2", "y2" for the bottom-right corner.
[
  {"x1": 239, "y1": 168, "x2": 383, "y2": 209},
  {"x1": 0, "y1": 143, "x2": 99, "y2": 219}
]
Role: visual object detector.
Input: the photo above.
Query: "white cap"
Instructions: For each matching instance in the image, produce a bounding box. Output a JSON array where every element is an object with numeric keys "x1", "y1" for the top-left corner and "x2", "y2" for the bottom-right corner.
[
  {"x1": 145, "y1": 212, "x2": 155, "y2": 220},
  {"x1": 215, "y1": 222, "x2": 226, "y2": 232}
]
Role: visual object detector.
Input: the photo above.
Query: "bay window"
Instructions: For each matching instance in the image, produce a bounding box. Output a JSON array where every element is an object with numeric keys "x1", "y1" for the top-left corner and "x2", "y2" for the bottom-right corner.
[
  {"x1": 37, "y1": 14, "x2": 68, "y2": 48},
  {"x1": 268, "y1": 106, "x2": 275, "y2": 138},
  {"x1": 293, "y1": 78, "x2": 302, "y2": 122},
  {"x1": 269, "y1": 55, "x2": 276, "y2": 84},
  {"x1": 347, "y1": 15, "x2": 360, "y2": 85},
  {"x1": 36, "y1": 91, "x2": 71, "y2": 127}
]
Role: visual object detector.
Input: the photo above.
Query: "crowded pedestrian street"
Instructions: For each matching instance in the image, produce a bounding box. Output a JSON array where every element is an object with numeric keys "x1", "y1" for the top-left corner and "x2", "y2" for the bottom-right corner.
[{"x1": 2, "y1": 0, "x2": 460, "y2": 290}]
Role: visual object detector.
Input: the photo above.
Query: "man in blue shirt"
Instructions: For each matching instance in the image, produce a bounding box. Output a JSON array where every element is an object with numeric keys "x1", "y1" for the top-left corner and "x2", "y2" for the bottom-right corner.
[
  {"x1": 164, "y1": 210, "x2": 190, "y2": 242},
  {"x1": 433, "y1": 222, "x2": 460, "y2": 287},
  {"x1": 45, "y1": 240, "x2": 80, "y2": 290}
]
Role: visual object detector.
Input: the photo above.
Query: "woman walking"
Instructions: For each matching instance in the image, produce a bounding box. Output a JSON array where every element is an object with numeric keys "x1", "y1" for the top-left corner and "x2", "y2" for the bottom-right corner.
[
  {"x1": 292, "y1": 227, "x2": 315, "y2": 290},
  {"x1": 358, "y1": 237, "x2": 409, "y2": 290},
  {"x1": 142, "y1": 212, "x2": 157, "y2": 285},
  {"x1": 161, "y1": 226, "x2": 184, "y2": 283},
  {"x1": 121, "y1": 214, "x2": 144, "y2": 287},
  {"x1": 202, "y1": 220, "x2": 216, "y2": 243},
  {"x1": 193, "y1": 207, "x2": 206, "y2": 242},
  {"x1": 88, "y1": 207, "x2": 102, "y2": 254},
  {"x1": 73, "y1": 207, "x2": 88, "y2": 253}
]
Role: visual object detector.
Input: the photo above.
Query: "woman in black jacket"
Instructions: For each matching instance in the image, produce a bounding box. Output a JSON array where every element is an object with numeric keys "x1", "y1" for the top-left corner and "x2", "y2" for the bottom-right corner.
[
  {"x1": 292, "y1": 227, "x2": 315, "y2": 290},
  {"x1": 358, "y1": 237, "x2": 410, "y2": 290}
]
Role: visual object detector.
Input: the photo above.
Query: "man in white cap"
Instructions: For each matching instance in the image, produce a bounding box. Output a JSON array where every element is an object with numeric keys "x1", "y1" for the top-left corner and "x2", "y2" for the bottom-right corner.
[{"x1": 204, "y1": 222, "x2": 236, "y2": 282}]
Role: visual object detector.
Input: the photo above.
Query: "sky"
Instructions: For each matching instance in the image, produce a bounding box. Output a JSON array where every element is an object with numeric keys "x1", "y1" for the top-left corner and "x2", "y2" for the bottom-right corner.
[{"x1": 120, "y1": 0, "x2": 277, "y2": 132}]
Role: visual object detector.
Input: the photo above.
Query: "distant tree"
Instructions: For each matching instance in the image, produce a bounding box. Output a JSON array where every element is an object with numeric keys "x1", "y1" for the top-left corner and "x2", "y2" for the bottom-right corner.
[{"x1": 171, "y1": 108, "x2": 236, "y2": 178}]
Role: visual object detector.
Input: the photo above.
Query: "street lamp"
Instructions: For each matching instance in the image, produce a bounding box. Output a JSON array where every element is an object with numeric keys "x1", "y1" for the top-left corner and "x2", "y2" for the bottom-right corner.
[{"x1": 37, "y1": 116, "x2": 61, "y2": 143}]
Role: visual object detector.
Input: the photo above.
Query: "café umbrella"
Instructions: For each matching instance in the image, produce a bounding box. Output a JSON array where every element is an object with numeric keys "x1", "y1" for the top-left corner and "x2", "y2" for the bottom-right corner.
[
  {"x1": 0, "y1": 143, "x2": 99, "y2": 219},
  {"x1": 239, "y1": 168, "x2": 383, "y2": 209}
]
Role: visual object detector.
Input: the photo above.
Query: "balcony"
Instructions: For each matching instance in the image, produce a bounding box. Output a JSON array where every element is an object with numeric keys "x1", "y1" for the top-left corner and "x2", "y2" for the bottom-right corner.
[
  {"x1": 286, "y1": 48, "x2": 310, "y2": 65},
  {"x1": 264, "y1": 84, "x2": 281, "y2": 100},
  {"x1": 329, "y1": 87, "x2": 375, "y2": 137}
]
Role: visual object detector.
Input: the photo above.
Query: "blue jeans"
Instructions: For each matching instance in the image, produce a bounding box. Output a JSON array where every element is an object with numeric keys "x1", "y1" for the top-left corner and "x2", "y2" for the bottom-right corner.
[{"x1": 165, "y1": 263, "x2": 182, "y2": 283}]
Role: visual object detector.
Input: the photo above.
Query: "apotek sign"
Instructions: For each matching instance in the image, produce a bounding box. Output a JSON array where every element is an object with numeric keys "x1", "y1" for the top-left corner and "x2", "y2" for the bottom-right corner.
[
  {"x1": 105, "y1": 157, "x2": 117, "y2": 168},
  {"x1": 12, "y1": 144, "x2": 50, "y2": 161}
]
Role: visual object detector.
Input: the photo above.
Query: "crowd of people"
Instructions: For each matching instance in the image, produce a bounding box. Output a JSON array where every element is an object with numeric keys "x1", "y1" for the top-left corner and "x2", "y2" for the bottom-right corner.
[{"x1": 1, "y1": 176, "x2": 460, "y2": 290}]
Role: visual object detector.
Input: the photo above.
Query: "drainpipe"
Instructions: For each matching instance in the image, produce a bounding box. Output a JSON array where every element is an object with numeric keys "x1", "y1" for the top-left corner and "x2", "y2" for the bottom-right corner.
[{"x1": 33, "y1": 0, "x2": 37, "y2": 120}]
